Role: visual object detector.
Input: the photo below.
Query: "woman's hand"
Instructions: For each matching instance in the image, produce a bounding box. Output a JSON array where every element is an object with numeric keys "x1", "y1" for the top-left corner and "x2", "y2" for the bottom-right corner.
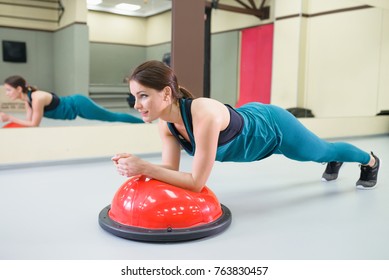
[
  {"x1": 0, "y1": 112, "x2": 11, "y2": 122},
  {"x1": 112, "y1": 153, "x2": 147, "y2": 177}
]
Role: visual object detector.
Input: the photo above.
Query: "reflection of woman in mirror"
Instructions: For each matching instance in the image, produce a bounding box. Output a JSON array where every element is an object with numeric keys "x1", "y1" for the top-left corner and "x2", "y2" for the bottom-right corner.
[{"x1": 0, "y1": 75, "x2": 144, "y2": 127}]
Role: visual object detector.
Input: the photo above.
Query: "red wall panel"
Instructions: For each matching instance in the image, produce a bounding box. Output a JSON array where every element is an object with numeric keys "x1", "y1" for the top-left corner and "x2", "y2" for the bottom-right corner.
[{"x1": 236, "y1": 24, "x2": 274, "y2": 107}]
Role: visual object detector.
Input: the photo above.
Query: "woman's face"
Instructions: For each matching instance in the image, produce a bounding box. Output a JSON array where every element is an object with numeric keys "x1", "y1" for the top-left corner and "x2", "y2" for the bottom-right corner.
[
  {"x1": 3, "y1": 83, "x2": 22, "y2": 100},
  {"x1": 129, "y1": 80, "x2": 172, "y2": 123}
]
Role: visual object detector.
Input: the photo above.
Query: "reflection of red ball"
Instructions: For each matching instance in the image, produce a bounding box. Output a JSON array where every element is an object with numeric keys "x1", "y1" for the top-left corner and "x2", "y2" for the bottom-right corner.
[
  {"x1": 2, "y1": 122, "x2": 26, "y2": 128},
  {"x1": 109, "y1": 175, "x2": 223, "y2": 229}
]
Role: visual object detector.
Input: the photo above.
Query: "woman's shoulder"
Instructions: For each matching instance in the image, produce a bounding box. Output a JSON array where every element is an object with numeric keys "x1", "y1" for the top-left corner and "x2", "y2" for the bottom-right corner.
[
  {"x1": 30, "y1": 90, "x2": 53, "y2": 104},
  {"x1": 191, "y1": 97, "x2": 227, "y2": 113},
  {"x1": 30, "y1": 89, "x2": 48, "y2": 95},
  {"x1": 192, "y1": 97, "x2": 226, "y2": 107},
  {"x1": 191, "y1": 98, "x2": 230, "y2": 127}
]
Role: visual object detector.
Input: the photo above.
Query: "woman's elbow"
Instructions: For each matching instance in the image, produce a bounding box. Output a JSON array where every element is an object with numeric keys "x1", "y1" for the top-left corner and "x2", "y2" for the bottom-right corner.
[
  {"x1": 189, "y1": 184, "x2": 203, "y2": 193},
  {"x1": 30, "y1": 120, "x2": 41, "y2": 127},
  {"x1": 191, "y1": 178, "x2": 207, "y2": 193}
]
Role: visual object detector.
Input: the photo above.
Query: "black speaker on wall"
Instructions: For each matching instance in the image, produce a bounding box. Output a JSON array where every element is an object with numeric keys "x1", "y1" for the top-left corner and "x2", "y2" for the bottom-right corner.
[{"x1": 2, "y1": 40, "x2": 27, "y2": 63}]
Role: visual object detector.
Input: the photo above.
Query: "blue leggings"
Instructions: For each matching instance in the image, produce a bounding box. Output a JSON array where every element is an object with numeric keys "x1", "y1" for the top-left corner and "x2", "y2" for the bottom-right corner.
[
  {"x1": 44, "y1": 95, "x2": 144, "y2": 123},
  {"x1": 268, "y1": 105, "x2": 370, "y2": 164}
]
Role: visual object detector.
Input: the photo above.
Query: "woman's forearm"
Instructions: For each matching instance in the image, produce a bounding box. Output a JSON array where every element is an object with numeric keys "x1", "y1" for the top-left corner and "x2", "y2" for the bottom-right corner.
[
  {"x1": 143, "y1": 162, "x2": 203, "y2": 192},
  {"x1": 114, "y1": 154, "x2": 203, "y2": 192},
  {"x1": 7, "y1": 115, "x2": 39, "y2": 127}
]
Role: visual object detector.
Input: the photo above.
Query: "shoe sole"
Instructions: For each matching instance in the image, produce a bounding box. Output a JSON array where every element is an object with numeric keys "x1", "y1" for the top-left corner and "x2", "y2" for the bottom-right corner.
[
  {"x1": 321, "y1": 177, "x2": 336, "y2": 182},
  {"x1": 321, "y1": 174, "x2": 339, "y2": 182},
  {"x1": 356, "y1": 184, "x2": 377, "y2": 190}
]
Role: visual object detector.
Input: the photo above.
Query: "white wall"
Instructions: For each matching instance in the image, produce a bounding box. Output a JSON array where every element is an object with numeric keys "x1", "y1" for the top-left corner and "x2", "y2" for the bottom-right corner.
[
  {"x1": 378, "y1": 9, "x2": 389, "y2": 112},
  {"x1": 146, "y1": 11, "x2": 172, "y2": 45},
  {"x1": 273, "y1": 0, "x2": 302, "y2": 17},
  {"x1": 87, "y1": 10, "x2": 171, "y2": 46},
  {"x1": 59, "y1": 0, "x2": 88, "y2": 27},
  {"x1": 0, "y1": 0, "x2": 87, "y2": 31},
  {"x1": 271, "y1": 0, "x2": 303, "y2": 108},
  {"x1": 87, "y1": 11, "x2": 147, "y2": 45},
  {"x1": 353, "y1": 0, "x2": 389, "y2": 9},
  {"x1": 305, "y1": 7, "x2": 382, "y2": 117},
  {"x1": 0, "y1": 0, "x2": 57, "y2": 30},
  {"x1": 271, "y1": 0, "x2": 389, "y2": 117},
  {"x1": 307, "y1": 0, "x2": 363, "y2": 13},
  {"x1": 271, "y1": 18, "x2": 301, "y2": 108}
]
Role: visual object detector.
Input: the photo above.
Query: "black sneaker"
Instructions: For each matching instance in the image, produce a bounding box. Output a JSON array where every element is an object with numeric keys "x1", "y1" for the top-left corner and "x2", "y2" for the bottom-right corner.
[
  {"x1": 322, "y1": 162, "x2": 343, "y2": 181},
  {"x1": 356, "y1": 152, "x2": 380, "y2": 190}
]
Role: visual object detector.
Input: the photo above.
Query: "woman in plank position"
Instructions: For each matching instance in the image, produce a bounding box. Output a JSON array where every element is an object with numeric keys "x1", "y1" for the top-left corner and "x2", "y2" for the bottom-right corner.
[
  {"x1": 112, "y1": 60, "x2": 379, "y2": 191},
  {"x1": 1, "y1": 75, "x2": 143, "y2": 127}
]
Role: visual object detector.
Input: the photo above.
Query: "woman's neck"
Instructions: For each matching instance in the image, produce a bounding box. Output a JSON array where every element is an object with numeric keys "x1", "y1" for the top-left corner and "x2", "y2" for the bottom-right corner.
[
  {"x1": 160, "y1": 102, "x2": 183, "y2": 124},
  {"x1": 20, "y1": 92, "x2": 28, "y2": 101}
]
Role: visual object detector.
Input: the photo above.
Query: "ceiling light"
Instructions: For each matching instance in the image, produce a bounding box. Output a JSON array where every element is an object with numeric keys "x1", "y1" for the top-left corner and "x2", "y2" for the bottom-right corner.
[
  {"x1": 87, "y1": 0, "x2": 102, "y2": 5},
  {"x1": 115, "y1": 3, "x2": 141, "y2": 11}
]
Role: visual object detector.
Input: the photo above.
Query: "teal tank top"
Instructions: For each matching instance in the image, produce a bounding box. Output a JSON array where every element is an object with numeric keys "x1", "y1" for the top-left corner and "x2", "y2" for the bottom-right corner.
[{"x1": 167, "y1": 99, "x2": 283, "y2": 162}]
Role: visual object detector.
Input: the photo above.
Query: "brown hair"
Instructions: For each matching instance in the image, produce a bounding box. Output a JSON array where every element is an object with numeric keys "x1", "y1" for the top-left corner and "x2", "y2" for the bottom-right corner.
[
  {"x1": 129, "y1": 60, "x2": 194, "y2": 101},
  {"x1": 4, "y1": 75, "x2": 37, "y2": 93}
]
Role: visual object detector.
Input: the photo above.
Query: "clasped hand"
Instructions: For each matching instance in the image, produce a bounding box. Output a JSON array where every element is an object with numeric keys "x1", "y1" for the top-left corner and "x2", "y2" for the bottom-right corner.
[
  {"x1": 112, "y1": 153, "x2": 146, "y2": 177},
  {"x1": 0, "y1": 112, "x2": 10, "y2": 122}
]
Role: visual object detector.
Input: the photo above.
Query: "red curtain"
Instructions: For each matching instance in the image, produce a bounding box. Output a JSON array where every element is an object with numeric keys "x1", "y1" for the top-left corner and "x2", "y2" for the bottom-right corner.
[{"x1": 236, "y1": 24, "x2": 274, "y2": 107}]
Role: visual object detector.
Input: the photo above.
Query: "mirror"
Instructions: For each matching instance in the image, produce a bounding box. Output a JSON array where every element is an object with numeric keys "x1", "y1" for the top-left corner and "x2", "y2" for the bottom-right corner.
[
  {"x1": 1, "y1": 0, "x2": 388, "y2": 130},
  {"x1": 88, "y1": 0, "x2": 172, "y2": 127},
  {"x1": 0, "y1": 0, "x2": 173, "y2": 128}
]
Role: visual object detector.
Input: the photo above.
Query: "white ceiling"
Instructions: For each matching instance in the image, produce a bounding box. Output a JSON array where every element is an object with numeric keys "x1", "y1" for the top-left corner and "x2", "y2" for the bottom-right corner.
[{"x1": 87, "y1": 0, "x2": 172, "y2": 17}]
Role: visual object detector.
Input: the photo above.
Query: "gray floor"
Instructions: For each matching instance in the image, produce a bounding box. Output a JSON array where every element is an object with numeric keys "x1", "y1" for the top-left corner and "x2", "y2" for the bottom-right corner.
[{"x1": 0, "y1": 135, "x2": 388, "y2": 260}]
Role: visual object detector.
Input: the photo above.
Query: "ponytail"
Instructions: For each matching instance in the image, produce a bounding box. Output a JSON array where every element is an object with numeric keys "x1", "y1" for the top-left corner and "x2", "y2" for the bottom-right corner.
[
  {"x1": 4, "y1": 75, "x2": 37, "y2": 93},
  {"x1": 27, "y1": 85, "x2": 38, "y2": 93},
  {"x1": 129, "y1": 60, "x2": 196, "y2": 103},
  {"x1": 178, "y1": 86, "x2": 195, "y2": 99}
]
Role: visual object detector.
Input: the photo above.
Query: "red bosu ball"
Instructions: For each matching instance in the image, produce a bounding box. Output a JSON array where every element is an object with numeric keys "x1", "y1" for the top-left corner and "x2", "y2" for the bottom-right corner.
[
  {"x1": 99, "y1": 175, "x2": 231, "y2": 242},
  {"x1": 2, "y1": 122, "x2": 26, "y2": 128}
]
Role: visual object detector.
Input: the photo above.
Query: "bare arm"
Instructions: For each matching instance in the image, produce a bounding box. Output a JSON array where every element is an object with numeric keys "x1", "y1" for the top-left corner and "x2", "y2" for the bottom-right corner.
[
  {"x1": 25, "y1": 101, "x2": 33, "y2": 121},
  {"x1": 142, "y1": 114, "x2": 220, "y2": 192},
  {"x1": 114, "y1": 99, "x2": 227, "y2": 192},
  {"x1": 0, "y1": 93, "x2": 45, "y2": 127},
  {"x1": 159, "y1": 119, "x2": 182, "y2": 171}
]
